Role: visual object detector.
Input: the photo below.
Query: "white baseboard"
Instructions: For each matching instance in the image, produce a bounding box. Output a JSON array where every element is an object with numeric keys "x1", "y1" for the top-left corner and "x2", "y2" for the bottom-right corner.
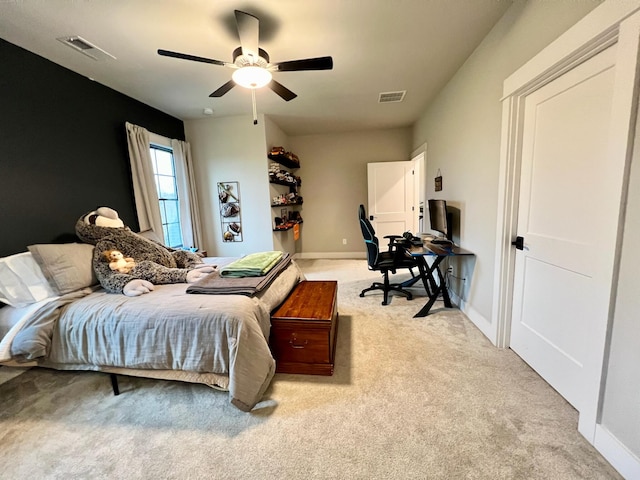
[
  {"x1": 294, "y1": 252, "x2": 366, "y2": 259},
  {"x1": 450, "y1": 290, "x2": 496, "y2": 346},
  {"x1": 291, "y1": 258, "x2": 495, "y2": 347},
  {"x1": 594, "y1": 425, "x2": 640, "y2": 480}
]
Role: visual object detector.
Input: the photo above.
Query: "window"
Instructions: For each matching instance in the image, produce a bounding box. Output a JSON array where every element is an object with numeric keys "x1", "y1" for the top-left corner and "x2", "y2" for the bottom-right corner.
[{"x1": 149, "y1": 144, "x2": 183, "y2": 248}]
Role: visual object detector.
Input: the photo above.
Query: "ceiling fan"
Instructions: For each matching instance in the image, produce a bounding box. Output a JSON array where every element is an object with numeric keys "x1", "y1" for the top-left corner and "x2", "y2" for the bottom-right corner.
[{"x1": 158, "y1": 10, "x2": 333, "y2": 123}]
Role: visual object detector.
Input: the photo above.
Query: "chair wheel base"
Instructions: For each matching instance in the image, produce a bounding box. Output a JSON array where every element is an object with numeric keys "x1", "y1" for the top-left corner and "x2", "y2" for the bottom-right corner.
[{"x1": 360, "y1": 282, "x2": 414, "y2": 305}]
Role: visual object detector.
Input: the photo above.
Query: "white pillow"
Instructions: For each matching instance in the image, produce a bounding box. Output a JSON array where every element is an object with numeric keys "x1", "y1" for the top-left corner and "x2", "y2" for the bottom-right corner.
[{"x1": 0, "y1": 252, "x2": 57, "y2": 308}]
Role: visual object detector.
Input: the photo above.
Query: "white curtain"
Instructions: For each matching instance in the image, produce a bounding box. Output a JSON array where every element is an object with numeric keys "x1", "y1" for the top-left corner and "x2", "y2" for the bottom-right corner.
[
  {"x1": 171, "y1": 139, "x2": 204, "y2": 250},
  {"x1": 125, "y1": 122, "x2": 163, "y2": 234}
]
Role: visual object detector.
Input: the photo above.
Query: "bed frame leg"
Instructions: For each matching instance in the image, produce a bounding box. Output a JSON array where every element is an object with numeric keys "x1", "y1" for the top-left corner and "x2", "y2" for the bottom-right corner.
[{"x1": 110, "y1": 373, "x2": 120, "y2": 396}]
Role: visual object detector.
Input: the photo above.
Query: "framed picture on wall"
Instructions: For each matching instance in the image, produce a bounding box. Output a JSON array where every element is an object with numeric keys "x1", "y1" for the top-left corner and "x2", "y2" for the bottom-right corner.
[
  {"x1": 435, "y1": 169, "x2": 443, "y2": 192},
  {"x1": 218, "y1": 182, "x2": 243, "y2": 242}
]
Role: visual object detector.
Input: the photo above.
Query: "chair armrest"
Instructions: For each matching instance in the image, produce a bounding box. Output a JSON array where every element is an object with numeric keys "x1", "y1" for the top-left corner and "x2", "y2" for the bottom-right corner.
[
  {"x1": 389, "y1": 241, "x2": 418, "y2": 264},
  {"x1": 383, "y1": 235, "x2": 403, "y2": 250}
]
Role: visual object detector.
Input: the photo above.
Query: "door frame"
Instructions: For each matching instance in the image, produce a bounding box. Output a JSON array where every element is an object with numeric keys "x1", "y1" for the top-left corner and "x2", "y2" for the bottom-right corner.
[
  {"x1": 411, "y1": 143, "x2": 427, "y2": 232},
  {"x1": 492, "y1": 0, "x2": 640, "y2": 443}
]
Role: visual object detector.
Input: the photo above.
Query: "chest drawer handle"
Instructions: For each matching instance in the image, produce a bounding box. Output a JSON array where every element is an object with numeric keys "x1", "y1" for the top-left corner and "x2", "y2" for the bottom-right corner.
[{"x1": 289, "y1": 337, "x2": 308, "y2": 349}]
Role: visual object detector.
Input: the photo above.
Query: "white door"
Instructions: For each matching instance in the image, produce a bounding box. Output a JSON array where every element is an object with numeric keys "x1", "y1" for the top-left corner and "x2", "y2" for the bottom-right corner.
[
  {"x1": 367, "y1": 161, "x2": 415, "y2": 240},
  {"x1": 510, "y1": 45, "x2": 620, "y2": 411}
]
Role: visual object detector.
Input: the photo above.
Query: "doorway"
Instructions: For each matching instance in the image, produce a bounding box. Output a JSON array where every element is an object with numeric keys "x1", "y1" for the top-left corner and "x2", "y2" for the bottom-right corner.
[
  {"x1": 494, "y1": 6, "x2": 640, "y2": 442},
  {"x1": 367, "y1": 161, "x2": 415, "y2": 239},
  {"x1": 509, "y1": 44, "x2": 617, "y2": 411}
]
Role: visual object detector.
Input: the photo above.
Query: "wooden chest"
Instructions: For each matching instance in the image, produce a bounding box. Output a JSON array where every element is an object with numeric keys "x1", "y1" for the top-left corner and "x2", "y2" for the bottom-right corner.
[{"x1": 270, "y1": 280, "x2": 338, "y2": 375}]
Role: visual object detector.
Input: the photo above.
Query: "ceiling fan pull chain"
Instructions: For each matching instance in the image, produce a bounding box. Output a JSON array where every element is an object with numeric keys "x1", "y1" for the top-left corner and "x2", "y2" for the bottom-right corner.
[{"x1": 252, "y1": 89, "x2": 258, "y2": 125}]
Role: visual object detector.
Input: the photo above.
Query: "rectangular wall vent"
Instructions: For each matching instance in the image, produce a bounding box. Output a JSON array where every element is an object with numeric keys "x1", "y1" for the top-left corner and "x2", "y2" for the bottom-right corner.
[
  {"x1": 378, "y1": 91, "x2": 406, "y2": 103},
  {"x1": 56, "y1": 36, "x2": 116, "y2": 61}
]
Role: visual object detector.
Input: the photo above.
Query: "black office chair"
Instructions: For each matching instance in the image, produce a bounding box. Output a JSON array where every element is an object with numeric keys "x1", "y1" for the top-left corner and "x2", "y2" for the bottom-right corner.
[{"x1": 358, "y1": 204, "x2": 418, "y2": 305}]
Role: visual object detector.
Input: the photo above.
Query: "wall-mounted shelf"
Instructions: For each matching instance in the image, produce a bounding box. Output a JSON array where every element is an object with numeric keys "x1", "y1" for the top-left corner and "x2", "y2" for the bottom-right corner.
[
  {"x1": 268, "y1": 153, "x2": 299, "y2": 169},
  {"x1": 269, "y1": 148, "x2": 302, "y2": 239},
  {"x1": 269, "y1": 178, "x2": 298, "y2": 188},
  {"x1": 271, "y1": 198, "x2": 303, "y2": 207},
  {"x1": 273, "y1": 220, "x2": 303, "y2": 232}
]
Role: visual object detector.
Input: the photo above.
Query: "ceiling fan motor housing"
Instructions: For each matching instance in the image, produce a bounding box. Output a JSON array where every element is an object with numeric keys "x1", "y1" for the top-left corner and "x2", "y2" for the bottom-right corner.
[{"x1": 232, "y1": 46, "x2": 270, "y2": 68}]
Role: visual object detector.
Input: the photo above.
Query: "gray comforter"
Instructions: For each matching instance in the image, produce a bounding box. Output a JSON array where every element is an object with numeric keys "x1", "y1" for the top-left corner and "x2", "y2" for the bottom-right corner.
[{"x1": 3, "y1": 259, "x2": 303, "y2": 412}]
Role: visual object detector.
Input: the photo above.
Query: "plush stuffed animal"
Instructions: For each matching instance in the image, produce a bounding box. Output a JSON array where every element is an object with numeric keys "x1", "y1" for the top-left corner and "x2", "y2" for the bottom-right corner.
[
  {"x1": 76, "y1": 207, "x2": 214, "y2": 297},
  {"x1": 103, "y1": 249, "x2": 136, "y2": 274}
]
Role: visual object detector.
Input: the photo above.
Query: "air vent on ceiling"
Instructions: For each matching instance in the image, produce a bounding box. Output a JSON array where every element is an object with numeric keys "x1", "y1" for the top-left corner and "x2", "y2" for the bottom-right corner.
[
  {"x1": 378, "y1": 91, "x2": 406, "y2": 103},
  {"x1": 56, "y1": 36, "x2": 116, "y2": 61}
]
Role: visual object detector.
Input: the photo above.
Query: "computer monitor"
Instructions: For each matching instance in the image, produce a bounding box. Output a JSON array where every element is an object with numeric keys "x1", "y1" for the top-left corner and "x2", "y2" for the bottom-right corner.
[{"x1": 428, "y1": 199, "x2": 452, "y2": 240}]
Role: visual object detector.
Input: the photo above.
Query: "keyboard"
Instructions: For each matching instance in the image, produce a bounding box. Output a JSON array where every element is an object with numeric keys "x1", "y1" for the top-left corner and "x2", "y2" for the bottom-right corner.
[{"x1": 430, "y1": 238, "x2": 453, "y2": 245}]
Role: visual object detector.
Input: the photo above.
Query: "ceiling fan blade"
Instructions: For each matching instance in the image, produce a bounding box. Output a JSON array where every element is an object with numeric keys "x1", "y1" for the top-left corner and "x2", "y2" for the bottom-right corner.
[
  {"x1": 157, "y1": 49, "x2": 226, "y2": 66},
  {"x1": 234, "y1": 10, "x2": 260, "y2": 59},
  {"x1": 210, "y1": 80, "x2": 236, "y2": 98},
  {"x1": 268, "y1": 80, "x2": 297, "y2": 101},
  {"x1": 274, "y1": 56, "x2": 333, "y2": 72}
]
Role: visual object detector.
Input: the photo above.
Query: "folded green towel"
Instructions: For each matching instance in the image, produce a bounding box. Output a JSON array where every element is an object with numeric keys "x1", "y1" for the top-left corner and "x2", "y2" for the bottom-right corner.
[{"x1": 220, "y1": 251, "x2": 284, "y2": 277}]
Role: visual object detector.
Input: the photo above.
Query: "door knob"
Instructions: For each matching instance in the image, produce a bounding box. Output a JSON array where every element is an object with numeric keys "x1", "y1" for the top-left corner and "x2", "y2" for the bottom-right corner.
[{"x1": 511, "y1": 236, "x2": 524, "y2": 250}]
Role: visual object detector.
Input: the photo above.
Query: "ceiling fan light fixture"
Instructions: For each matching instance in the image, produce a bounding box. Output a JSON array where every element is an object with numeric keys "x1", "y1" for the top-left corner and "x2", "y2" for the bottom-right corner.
[
  {"x1": 232, "y1": 66, "x2": 272, "y2": 89},
  {"x1": 158, "y1": 10, "x2": 331, "y2": 106}
]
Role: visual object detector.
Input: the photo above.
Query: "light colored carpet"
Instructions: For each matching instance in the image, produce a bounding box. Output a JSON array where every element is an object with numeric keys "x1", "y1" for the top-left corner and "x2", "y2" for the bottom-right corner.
[{"x1": 0, "y1": 259, "x2": 622, "y2": 479}]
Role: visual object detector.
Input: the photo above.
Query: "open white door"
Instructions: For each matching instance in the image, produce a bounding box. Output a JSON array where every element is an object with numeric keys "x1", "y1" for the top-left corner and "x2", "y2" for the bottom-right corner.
[{"x1": 367, "y1": 161, "x2": 415, "y2": 240}]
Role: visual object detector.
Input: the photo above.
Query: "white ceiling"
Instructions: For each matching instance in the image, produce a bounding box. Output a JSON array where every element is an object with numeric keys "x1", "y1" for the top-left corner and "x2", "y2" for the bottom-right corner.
[{"x1": 0, "y1": 0, "x2": 512, "y2": 136}]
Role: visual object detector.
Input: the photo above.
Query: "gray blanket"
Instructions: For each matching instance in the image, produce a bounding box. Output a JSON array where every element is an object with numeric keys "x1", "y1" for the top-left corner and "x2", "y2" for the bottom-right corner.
[
  {"x1": 186, "y1": 253, "x2": 291, "y2": 296},
  {"x1": 1, "y1": 260, "x2": 304, "y2": 412}
]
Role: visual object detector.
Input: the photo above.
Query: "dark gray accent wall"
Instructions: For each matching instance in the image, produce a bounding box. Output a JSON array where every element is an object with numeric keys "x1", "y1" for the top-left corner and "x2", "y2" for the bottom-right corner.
[{"x1": 0, "y1": 38, "x2": 185, "y2": 257}]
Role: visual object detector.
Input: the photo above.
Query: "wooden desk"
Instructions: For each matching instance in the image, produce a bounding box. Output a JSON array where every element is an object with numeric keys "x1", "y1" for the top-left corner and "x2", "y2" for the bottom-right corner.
[{"x1": 407, "y1": 243, "x2": 474, "y2": 317}]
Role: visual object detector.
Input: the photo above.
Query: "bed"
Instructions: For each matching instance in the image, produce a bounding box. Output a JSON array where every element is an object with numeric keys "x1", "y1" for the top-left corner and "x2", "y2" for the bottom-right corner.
[{"x1": 0, "y1": 244, "x2": 303, "y2": 412}]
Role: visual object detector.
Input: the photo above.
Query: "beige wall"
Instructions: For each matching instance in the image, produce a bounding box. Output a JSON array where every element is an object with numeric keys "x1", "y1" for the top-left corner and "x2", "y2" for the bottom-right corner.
[
  {"x1": 288, "y1": 128, "x2": 412, "y2": 256},
  {"x1": 412, "y1": 0, "x2": 599, "y2": 324},
  {"x1": 185, "y1": 114, "x2": 273, "y2": 257},
  {"x1": 185, "y1": 116, "x2": 412, "y2": 259}
]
